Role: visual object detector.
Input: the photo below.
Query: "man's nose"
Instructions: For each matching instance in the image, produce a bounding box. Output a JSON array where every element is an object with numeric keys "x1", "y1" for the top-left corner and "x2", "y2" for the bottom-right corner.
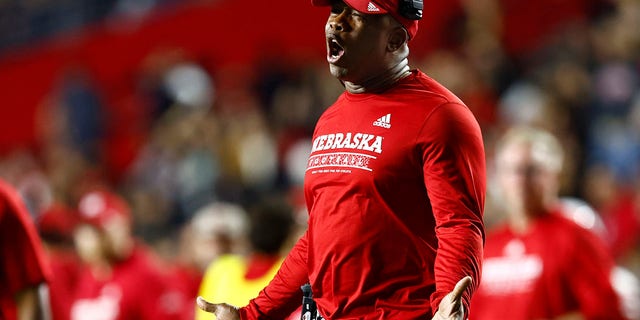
[
  {"x1": 329, "y1": 12, "x2": 348, "y2": 32},
  {"x1": 330, "y1": 21, "x2": 344, "y2": 31}
]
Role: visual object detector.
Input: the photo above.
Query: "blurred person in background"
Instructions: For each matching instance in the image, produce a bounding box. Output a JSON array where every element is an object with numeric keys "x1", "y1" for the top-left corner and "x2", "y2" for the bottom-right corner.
[
  {"x1": 581, "y1": 1, "x2": 640, "y2": 266},
  {"x1": 0, "y1": 178, "x2": 51, "y2": 320},
  {"x1": 559, "y1": 197, "x2": 640, "y2": 320},
  {"x1": 188, "y1": 201, "x2": 249, "y2": 273},
  {"x1": 196, "y1": 199, "x2": 297, "y2": 320},
  {"x1": 37, "y1": 203, "x2": 82, "y2": 320},
  {"x1": 123, "y1": 58, "x2": 221, "y2": 241},
  {"x1": 129, "y1": 200, "x2": 249, "y2": 320},
  {"x1": 470, "y1": 126, "x2": 625, "y2": 320},
  {"x1": 70, "y1": 188, "x2": 179, "y2": 320},
  {"x1": 197, "y1": 0, "x2": 486, "y2": 319}
]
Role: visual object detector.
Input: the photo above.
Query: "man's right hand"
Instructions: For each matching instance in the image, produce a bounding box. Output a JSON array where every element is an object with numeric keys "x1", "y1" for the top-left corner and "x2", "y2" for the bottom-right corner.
[
  {"x1": 197, "y1": 297, "x2": 240, "y2": 320},
  {"x1": 431, "y1": 276, "x2": 472, "y2": 320}
]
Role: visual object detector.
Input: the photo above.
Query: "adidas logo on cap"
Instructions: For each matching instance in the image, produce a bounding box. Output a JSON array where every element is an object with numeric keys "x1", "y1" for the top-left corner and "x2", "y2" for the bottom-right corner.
[{"x1": 367, "y1": 2, "x2": 380, "y2": 12}]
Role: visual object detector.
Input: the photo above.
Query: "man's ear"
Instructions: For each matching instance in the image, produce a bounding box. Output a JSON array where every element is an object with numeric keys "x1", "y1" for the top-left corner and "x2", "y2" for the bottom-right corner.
[{"x1": 387, "y1": 27, "x2": 408, "y2": 52}]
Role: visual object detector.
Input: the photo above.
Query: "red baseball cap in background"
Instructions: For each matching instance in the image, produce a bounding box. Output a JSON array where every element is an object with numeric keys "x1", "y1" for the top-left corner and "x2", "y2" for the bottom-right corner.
[
  {"x1": 37, "y1": 203, "x2": 79, "y2": 242},
  {"x1": 311, "y1": 0, "x2": 420, "y2": 39},
  {"x1": 77, "y1": 190, "x2": 131, "y2": 230}
]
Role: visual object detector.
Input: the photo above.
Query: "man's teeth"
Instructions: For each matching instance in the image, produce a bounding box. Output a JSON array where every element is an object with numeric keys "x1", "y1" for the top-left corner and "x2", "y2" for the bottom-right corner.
[{"x1": 330, "y1": 39, "x2": 342, "y2": 57}]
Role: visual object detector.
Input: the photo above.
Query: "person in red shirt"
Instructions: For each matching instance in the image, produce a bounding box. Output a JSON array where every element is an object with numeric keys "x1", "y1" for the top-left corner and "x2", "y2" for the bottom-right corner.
[
  {"x1": 470, "y1": 126, "x2": 625, "y2": 320},
  {"x1": 0, "y1": 178, "x2": 51, "y2": 320},
  {"x1": 37, "y1": 203, "x2": 83, "y2": 320},
  {"x1": 69, "y1": 189, "x2": 179, "y2": 320},
  {"x1": 197, "y1": 0, "x2": 486, "y2": 319}
]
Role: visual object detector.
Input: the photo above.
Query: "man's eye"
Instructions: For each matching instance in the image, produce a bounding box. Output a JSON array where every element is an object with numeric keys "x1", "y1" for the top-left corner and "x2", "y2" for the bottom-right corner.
[{"x1": 351, "y1": 12, "x2": 365, "y2": 20}]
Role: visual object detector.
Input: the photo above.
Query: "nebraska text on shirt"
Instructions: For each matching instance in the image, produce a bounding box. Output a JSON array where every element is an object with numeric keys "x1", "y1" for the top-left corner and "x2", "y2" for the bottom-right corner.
[{"x1": 311, "y1": 132, "x2": 383, "y2": 154}]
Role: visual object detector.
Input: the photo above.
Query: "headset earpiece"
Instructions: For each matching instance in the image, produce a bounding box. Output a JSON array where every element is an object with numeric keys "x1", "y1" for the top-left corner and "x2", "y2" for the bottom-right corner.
[{"x1": 398, "y1": 0, "x2": 423, "y2": 20}]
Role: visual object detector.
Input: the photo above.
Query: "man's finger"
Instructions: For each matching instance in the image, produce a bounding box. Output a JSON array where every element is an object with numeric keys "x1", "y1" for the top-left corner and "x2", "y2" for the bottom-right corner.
[
  {"x1": 197, "y1": 296, "x2": 218, "y2": 313},
  {"x1": 450, "y1": 276, "x2": 472, "y2": 302}
]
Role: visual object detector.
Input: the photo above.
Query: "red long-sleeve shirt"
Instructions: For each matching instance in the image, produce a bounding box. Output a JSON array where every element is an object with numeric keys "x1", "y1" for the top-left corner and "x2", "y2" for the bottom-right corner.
[
  {"x1": 470, "y1": 211, "x2": 625, "y2": 320},
  {"x1": 240, "y1": 70, "x2": 486, "y2": 319},
  {"x1": 70, "y1": 245, "x2": 178, "y2": 320},
  {"x1": 0, "y1": 179, "x2": 51, "y2": 319}
]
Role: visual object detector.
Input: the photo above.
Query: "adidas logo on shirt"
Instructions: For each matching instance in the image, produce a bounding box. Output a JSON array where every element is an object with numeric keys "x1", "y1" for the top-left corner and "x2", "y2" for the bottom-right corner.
[
  {"x1": 373, "y1": 113, "x2": 391, "y2": 128},
  {"x1": 367, "y1": 2, "x2": 380, "y2": 12}
]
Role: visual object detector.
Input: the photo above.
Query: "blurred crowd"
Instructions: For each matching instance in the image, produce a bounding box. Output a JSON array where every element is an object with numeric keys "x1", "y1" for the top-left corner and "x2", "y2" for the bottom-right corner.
[
  {"x1": 1, "y1": 0, "x2": 640, "y2": 319},
  {"x1": 0, "y1": 0, "x2": 185, "y2": 52}
]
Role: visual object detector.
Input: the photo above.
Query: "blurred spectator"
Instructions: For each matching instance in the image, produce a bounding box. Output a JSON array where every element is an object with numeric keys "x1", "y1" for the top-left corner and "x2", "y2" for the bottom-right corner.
[
  {"x1": 162, "y1": 61, "x2": 215, "y2": 112},
  {"x1": 36, "y1": 203, "x2": 82, "y2": 320},
  {"x1": 123, "y1": 58, "x2": 220, "y2": 239},
  {"x1": 124, "y1": 108, "x2": 222, "y2": 237},
  {"x1": 196, "y1": 198, "x2": 297, "y2": 320},
  {"x1": 35, "y1": 65, "x2": 105, "y2": 165},
  {"x1": 56, "y1": 67, "x2": 106, "y2": 163},
  {"x1": 498, "y1": 81, "x2": 551, "y2": 128},
  {"x1": 151, "y1": 201, "x2": 249, "y2": 320},
  {"x1": 583, "y1": 164, "x2": 640, "y2": 262},
  {"x1": 579, "y1": 0, "x2": 640, "y2": 258},
  {"x1": 173, "y1": 112, "x2": 219, "y2": 218},
  {"x1": 0, "y1": 178, "x2": 51, "y2": 320},
  {"x1": 0, "y1": 150, "x2": 54, "y2": 217},
  {"x1": 151, "y1": 226, "x2": 206, "y2": 320},
  {"x1": 559, "y1": 197, "x2": 640, "y2": 320},
  {"x1": 70, "y1": 188, "x2": 180, "y2": 320},
  {"x1": 189, "y1": 201, "x2": 249, "y2": 271},
  {"x1": 34, "y1": 67, "x2": 108, "y2": 208},
  {"x1": 235, "y1": 112, "x2": 278, "y2": 192},
  {"x1": 587, "y1": 61, "x2": 640, "y2": 182},
  {"x1": 470, "y1": 126, "x2": 625, "y2": 319}
]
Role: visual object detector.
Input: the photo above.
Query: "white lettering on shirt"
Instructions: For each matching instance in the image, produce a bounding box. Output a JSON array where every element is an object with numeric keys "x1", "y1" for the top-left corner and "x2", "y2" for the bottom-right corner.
[
  {"x1": 480, "y1": 239, "x2": 543, "y2": 295},
  {"x1": 311, "y1": 132, "x2": 383, "y2": 154},
  {"x1": 71, "y1": 284, "x2": 122, "y2": 320}
]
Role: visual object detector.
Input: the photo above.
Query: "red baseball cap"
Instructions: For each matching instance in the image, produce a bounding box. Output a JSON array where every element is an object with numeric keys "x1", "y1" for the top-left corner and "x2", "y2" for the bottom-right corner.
[
  {"x1": 77, "y1": 190, "x2": 131, "y2": 229},
  {"x1": 311, "y1": 0, "x2": 419, "y2": 39},
  {"x1": 37, "y1": 203, "x2": 79, "y2": 241}
]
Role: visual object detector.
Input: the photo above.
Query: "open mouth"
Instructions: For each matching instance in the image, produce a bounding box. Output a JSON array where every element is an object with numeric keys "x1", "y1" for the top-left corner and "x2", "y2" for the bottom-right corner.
[{"x1": 327, "y1": 38, "x2": 345, "y2": 63}]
